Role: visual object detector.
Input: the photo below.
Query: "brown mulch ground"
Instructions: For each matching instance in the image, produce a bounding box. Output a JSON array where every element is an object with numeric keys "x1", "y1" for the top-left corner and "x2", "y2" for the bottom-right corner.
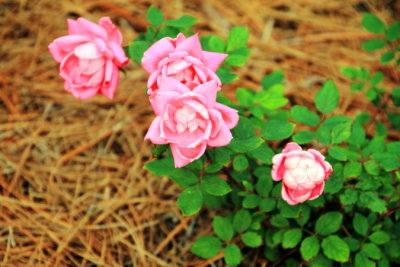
[{"x1": 0, "y1": 0, "x2": 399, "y2": 266}]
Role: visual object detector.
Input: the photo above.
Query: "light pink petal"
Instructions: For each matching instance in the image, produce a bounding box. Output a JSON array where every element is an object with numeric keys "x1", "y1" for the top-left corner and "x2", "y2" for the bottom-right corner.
[
  {"x1": 289, "y1": 187, "x2": 312, "y2": 204},
  {"x1": 158, "y1": 76, "x2": 189, "y2": 94},
  {"x1": 208, "y1": 121, "x2": 232, "y2": 147},
  {"x1": 193, "y1": 80, "x2": 219, "y2": 107},
  {"x1": 74, "y1": 42, "x2": 103, "y2": 59},
  {"x1": 308, "y1": 149, "x2": 333, "y2": 179},
  {"x1": 76, "y1": 17, "x2": 108, "y2": 40},
  {"x1": 145, "y1": 116, "x2": 168, "y2": 144},
  {"x1": 108, "y1": 41, "x2": 129, "y2": 67},
  {"x1": 98, "y1": 17, "x2": 123, "y2": 44},
  {"x1": 282, "y1": 142, "x2": 302, "y2": 153},
  {"x1": 170, "y1": 142, "x2": 207, "y2": 168},
  {"x1": 100, "y1": 60, "x2": 118, "y2": 99},
  {"x1": 175, "y1": 33, "x2": 203, "y2": 59},
  {"x1": 202, "y1": 51, "x2": 228, "y2": 71},
  {"x1": 67, "y1": 19, "x2": 79, "y2": 35},
  {"x1": 152, "y1": 91, "x2": 180, "y2": 116},
  {"x1": 281, "y1": 185, "x2": 298, "y2": 205},
  {"x1": 70, "y1": 86, "x2": 99, "y2": 100},
  {"x1": 214, "y1": 103, "x2": 239, "y2": 129},
  {"x1": 208, "y1": 109, "x2": 222, "y2": 139},
  {"x1": 142, "y1": 38, "x2": 175, "y2": 73},
  {"x1": 271, "y1": 154, "x2": 286, "y2": 181},
  {"x1": 49, "y1": 35, "x2": 90, "y2": 62}
]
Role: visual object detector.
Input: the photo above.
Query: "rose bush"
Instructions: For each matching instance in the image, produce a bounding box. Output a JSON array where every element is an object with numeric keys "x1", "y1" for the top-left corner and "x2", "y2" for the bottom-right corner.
[
  {"x1": 271, "y1": 142, "x2": 332, "y2": 205},
  {"x1": 145, "y1": 77, "x2": 238, "y2": 167},
  {"x1": 48, "y1": 17, "x2": 128, "y2": 99},
  {"x1": 141, "y1": 33, "x2": 227, "y2": 97}
]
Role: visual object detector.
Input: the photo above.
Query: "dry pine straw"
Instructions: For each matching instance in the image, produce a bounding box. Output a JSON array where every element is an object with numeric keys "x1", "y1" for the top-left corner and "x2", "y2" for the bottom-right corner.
[{"x1": 0, "y1": 0, "x2": 399, "y2": 266}]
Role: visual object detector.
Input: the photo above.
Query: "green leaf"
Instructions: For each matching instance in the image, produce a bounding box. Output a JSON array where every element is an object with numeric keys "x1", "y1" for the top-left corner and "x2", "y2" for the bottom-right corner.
[
  {"x1": 208, "y1": 35, "x2": 225, "y2": 52},
  {"x1": 371, "y1": 71, "x2": 384, "y2": 87},
  {"x1": 146, "y1": 6, "x2": 163, "y2": 28},
  {"x1": 350, "y1": 82, "x2": 365, "y2": 92},
  {"x1": 372, "y1": 152, "x2": 400, "y2": 171},
  {"x1": 190, "y1": 236, "x2": 222, "y2": 259},
  {"x1": 282, "y1": 229, "x2": 303, "y2": 248},
  {"x1": 362, "y1": 243, "x2": 381, "y2": 260},
  {"x1": 386, "y1": 22, "x2": 400, "y2": 42},
  {"x1": 353, "y1": 213, "x2": 369, "y2": 236},
  {"x1": 348, "y1": 123, "x2": 366, "y2": 146},
  {"x1": 156, "y1": 26, "x2": 179, "y2": 39},
  {"x1": 233, "y1": 209, "x2": 252, "y2": 232},
  {"x1": 343, "y1": 161, "x2": 362, "y2": 178},
  {"x1": 344, "y1": 237, "x2": 361, "y2": 252},
  {"x1": 331, "y1": 122, "x2": 352, "y2": 144},
  {"x1": 177, "y1": 186, "x2": 203, "y2": 216},
  {"x1": 243, "y1": 194, "x2": 260, "y2": 208},
  {"x1": 362, "y1": 13, "x2": 385, "y2": 34},
  {"x1": 315, "y1": 80, "x2": 340, "y2": 114},
  {"x1": 201, "y1": 176, "x2": 231, "y2": 196},
  {"x1": 214, "y1": 147, "x2": 231, "y2": 166},
  {"x1": 340, "y1": 66, "x2": 359, "y2": 79},
  {"x1": 261, "y1": 70, "x2": 285, "y2": 89},
  {"x1": 369, "y1": 231, "x2": 390, "y2": 245},
  {"x1": 358, "y1": 192, "x2": 387, "y2": 213},
  {"x1": 242, "y1": 231, "x2": 262, "y2": 247},
  {"x1": 309, "y1": 254, "x2": 333, "y2": 267},
  {"x1": 301, "y1": 236, "x2": 320, "y2": 261},
  {"x1": 227, "y1": 26, "x2": 249, "y2": 51},
  {"x1": 355, "y1": 252, "x2": 376, "y2": 267},
  {"x1": 248, "y1": 143, "x2": 274, "y2": 164},
  {"x1": 254, "y1": 84, "x2": 288, "y2": 110},
  {"x1": 315, "y1": 212, "x2": 343, "y2": 236},
  {"x1": 255, "y1": 173, "x2": 273, "y2": 197},
  {"x1": 170, "y1": 168, "x2": 199, "y2": 187},
  {"x1": 144, "y1": 157, "x2": 175, "y2": 176},
  {"x1": 339, "y1": 188, "x2": 358, "y2": 205},
  {"x1": 213, "y1": 216, "x2": 234, "y2": 241},
  {"x1": 293, "y1": 131, "x2": 316, "y2": 144},
  {"x1": 216, "y1": 67, "x2": 238, "y2": 84},
  {"x1": 262, "y1": 119, "x2": 295, "y2": 141},
  {"x1": 165, "y1": 15, "x2": 198, "y2": 28},
  {"x1": 364, "y1": 160, "x2": 380, "y2": 175},
  {"x1": 321, "y1": 235, "x2": 350, "y2": 262},
  {"x1": 233, "y1": 155, "x2": 249, "y2": 171},
  {"x1": 225, "y1": 47, "x2": 251, "y2": 66},
  {"x1": 228, "y1": 137, "x2": 263, "y2": 153},
  {"x1": 224, "y1": 244, "x2": 242, "y2": 266},
  {"x1": 380, "y1": 51, "x2": 395, "y2": 64},
  {"x1": 278, "y1": 200, "x2": 302, "y2": 218},
  {"x1": 328, "y1": 147, "x2": 348, "y2": 161},
  {"x1": 317, "y1": 125, "x2": 331, "y2": 145},
  {"x1": 236, "y1": 87, "x2": 254, "y2": 106},
  {"x1": 362, "y1": 39, "x2": 386, "y2": 52},
  {"x1": 128, "y1": 41, "x2": 150, "y2": 64},
  {"x1": 290, "y1": 105, "x2": 320, "y2": 126},
  {"x1": 270, "y1": 214, "x2": 289, "y2": 228},
  {"x1": 259, "y1": 198, "x2": 276, "y2": 212}
]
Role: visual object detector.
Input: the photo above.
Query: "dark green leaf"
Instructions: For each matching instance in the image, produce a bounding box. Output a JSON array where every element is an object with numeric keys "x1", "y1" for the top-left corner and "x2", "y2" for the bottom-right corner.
[
  {"x1": 362, "y1": 243, "x2": 381, "y2": 260},
  {"x1": 216, "y1": 67, "x2": 238, "y2": 84},
  {"x1": 243, "y1": 194, "x2": 260, "y2": 208},
  {"x1": 170, "y1": 168, "x2": 199, "y2": 187},
  {"x1": 233, "y1": 155, "x2": 249, "y2": 171},
  {"x1": 190, "y1": 236, "x2": 222, "y2": 259},
  {"x1": 146, "y1": 6, "x2": 163, "y2": 28},
  {"x1": 331, "y1": 122, "x2": 352, "y2": 144},
  {"x1": 248, "y1": 143, "x2": 274, "y2": 164},
  {"x1": 224, "y1": 244, "x2": 242, "y2": 266},
  {"x1": 301, "y1": 236, "x2": 320, "y2": 261},
  {"x1": 261, "y1": 70, "x2": 285, "y2": 89},
  {"x1": 344, "y1": 237, "x2": 361, "y2": 252},
  {"x1": 236, "y1": 87, "x2": 254, "y2": 106},
  {"x1": 386, "y1": 22, "x2": 400, "y2": 41},
  {"x1": 293, "y1": 131, "x2": 316, "y2": 144},
  {"x1": 321, "y1": 235, "x2": 350, "y2": 262},
  {"x1": 369, "y1": 231, "x2": 390, "y2": 245},
  {"x1": 242, "y1": 231, "x2": 262, "y2": 247},
  {"x1": 353, "y1": 213, "x2": 369, "y2": 236},
  {"x1": 177, "y1": 186, "x2": 203, "y2": 216},
  {"x1": 339, "y1": 188, "x2": 358, "y2": 205},
  {"x1": 228, "y1": 137, "x2": 263, "y2": 153},
  {"x1": 213, "y1": 216, "x2": 234, "y2": 241},
  {"x1": 328, "y1": 147, "x2": 348, "y2": 161},
  {"x1": 270, "y1": 214, "x2": 289, "y2": 228},
  {"x1": 362, "y1": 13, "x2": 385, "y2": 34},
  {"x1": 380, "y1": 51, "x2": 395, "y2": 64},
  {"x1": 128, "y1": 41, "x2": 150, "y2": 64},
  {"x1": 315, "y1": 80, "x2": 340, "y2": 114},
  {"x1": 144, "y1": 157, "x2": 175, "y2": 176},
  {"x1": 343, "y1": 161, "x2": 362, "y2": 178},
  {"x1": 371, "y1": 71, "x2": 384, "y2": 87},
  {"x1": 355, "y1": 252, "x2": 376, "y2": 267},
  {"x1": 259, "y1": 198, "x2": 276, "y2": 212},
  {"x1": 315, "y1": 212, "x2": 343, "y2": 236}
]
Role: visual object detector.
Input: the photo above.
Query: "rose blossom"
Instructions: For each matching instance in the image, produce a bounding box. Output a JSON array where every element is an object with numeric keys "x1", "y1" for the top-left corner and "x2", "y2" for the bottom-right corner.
[
  {"x1": 141, "y1": 33, "x2": 227, "y2": 97},
  {"x1": 48, "y1": 17, "x2": 128, "y2": 100},
  {"x1": 271, "y1": 142, "x2": 333, "y2": 205},
  {"x1": 145, "y1": 76, "x2": 238, "y2": 167}
]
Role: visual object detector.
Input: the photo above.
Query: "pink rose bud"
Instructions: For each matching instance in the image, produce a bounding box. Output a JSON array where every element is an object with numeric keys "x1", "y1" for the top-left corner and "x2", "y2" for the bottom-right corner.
[
  {"x1": 145, "y1": 77, "x2": 239, "y2": 168},
  {"x1": 141, "y1": 33, "x2": 227, "y2": 97},
  {"x1": 48, "y1": 17, "x2": 128, "y2": 100},
  {"x1": 271, "y1": 142, "x2": 333, "y2": 205}
]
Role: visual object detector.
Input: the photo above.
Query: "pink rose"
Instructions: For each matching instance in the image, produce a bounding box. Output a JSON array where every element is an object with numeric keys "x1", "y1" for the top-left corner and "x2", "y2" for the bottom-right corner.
[
  {"x1": 271, "y1": 142, "x2": 333, "y2": 205},
  {"x1": 141, "y1": 33, "x2": 227, "y2": 96},
  {"x1": 145, "y1": 77, "x2": 239, "y2": 167},
  {"x1": 48, "y1": 17, "x2": 128, "y2": 100}
]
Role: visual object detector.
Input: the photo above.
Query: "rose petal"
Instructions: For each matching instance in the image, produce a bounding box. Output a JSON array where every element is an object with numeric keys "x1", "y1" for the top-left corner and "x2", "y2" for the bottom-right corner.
[
  {"x1": 202, "y1": 51, "x2": 228, "y2": 71},
  {"x1": 193, "y1": 80, "x2": 219, "y2": 108},
  {"x1": 214, "y1": 103, "x2": 239, "y2": 129},
  {"x1": 142, "y1": 38, "x2": 175, "y2": 73},
  {"x1": 145, "y1": 116, "x2": 168, "y2": 144}
]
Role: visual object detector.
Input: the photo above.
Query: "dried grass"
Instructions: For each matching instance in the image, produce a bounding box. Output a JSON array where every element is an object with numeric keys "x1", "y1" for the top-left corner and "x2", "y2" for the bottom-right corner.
[{"x1": 0, "y1": 0, "x2": 399, "y2": 266}]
